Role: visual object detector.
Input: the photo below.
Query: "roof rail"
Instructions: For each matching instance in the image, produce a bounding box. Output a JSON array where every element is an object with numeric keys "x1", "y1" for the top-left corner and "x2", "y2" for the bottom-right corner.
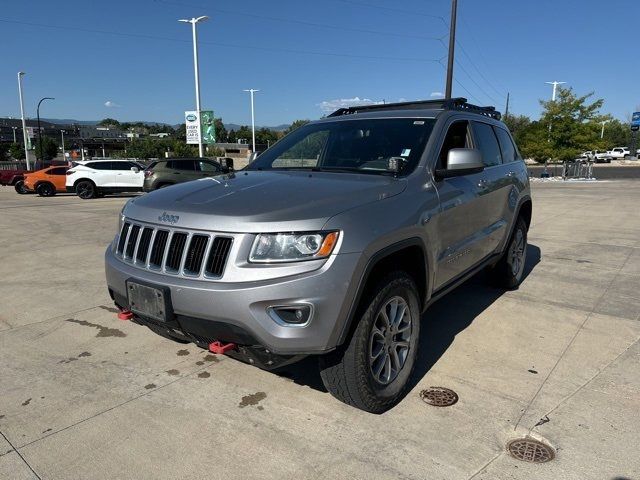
[{"x1": 328, "y1": 97, "x2": 501, "y2": 120}]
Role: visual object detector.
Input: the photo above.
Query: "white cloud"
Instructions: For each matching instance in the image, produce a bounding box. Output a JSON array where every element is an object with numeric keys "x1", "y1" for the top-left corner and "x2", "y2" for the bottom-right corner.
[
  {"x1": 317, "y1": 96, "x2": 384, "y2": 113},
  {"x1": 104, "y1": 100, "x2": 121, "y2": 108},
  {"x1": 430, "y1": 92, "x2": 444, "y2": 98}
]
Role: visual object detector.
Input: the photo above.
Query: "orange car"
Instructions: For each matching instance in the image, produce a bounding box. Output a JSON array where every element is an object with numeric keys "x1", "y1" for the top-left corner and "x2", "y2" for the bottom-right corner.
[{"x1": 23, "y1": 166, "x2": 69, "y2": 197}]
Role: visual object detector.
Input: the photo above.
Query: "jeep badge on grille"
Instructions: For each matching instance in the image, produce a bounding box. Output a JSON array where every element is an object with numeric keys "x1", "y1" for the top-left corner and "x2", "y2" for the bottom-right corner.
[{"x1": 158, "y1": 212, "x2": 180, "y2": 225}]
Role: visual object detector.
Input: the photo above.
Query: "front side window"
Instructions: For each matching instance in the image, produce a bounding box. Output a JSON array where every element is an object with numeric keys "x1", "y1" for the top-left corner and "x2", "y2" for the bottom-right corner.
[
  {"x1": 49, "y1": 167, "x2": 68, "y2": 175},
  {"x1": 247, "y1": 118, "x2": 436, "y2": 176},
  {"x1": 199, "y1": 161, "x2": 220, "y2": 172},
  {"x1": 473, "y1": 122, "x2": 502, "y2": 167},
  {"x1": 438, "y1": 121, "x2": 471, "y2": 169},
  {"x1": 168, "y1": 160, "x2": 196, "y2": 171},
  {"x1": 111, "y1": 162, "x2": 132, "y2": 171},
  {"x1": 85, "y1": 162, "x2": 111, "y2": 170}
]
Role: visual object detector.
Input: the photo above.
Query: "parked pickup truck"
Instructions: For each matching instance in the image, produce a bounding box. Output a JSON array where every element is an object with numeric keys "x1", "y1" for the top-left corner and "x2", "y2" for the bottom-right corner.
[
  {"x1": 581, "y1": 150, "x2": 613, "y2": 163},
  {"x1": 0, "y1": 161, "x2": 30, "y2": 193}
]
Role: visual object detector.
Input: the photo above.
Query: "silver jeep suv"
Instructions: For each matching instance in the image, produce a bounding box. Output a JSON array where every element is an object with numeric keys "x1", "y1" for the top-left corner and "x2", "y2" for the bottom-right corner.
[{"x1": 105, "y1": 98, "x2": 532, "y2": 413}]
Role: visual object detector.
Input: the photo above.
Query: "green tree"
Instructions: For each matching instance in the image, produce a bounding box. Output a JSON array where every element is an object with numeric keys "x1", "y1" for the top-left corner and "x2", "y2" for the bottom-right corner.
[
  {"x1": 285, "y1": 119, "x2": 310, "y2": 134},
  {"x1": 0, "y1": 143, "x2": 9, "y2": 160},
  {"x1": 214, "y1": 118, "x2": 227, "y2": 143},
  {"x1": 34, "y1": 136, "x2": 59, "y2": 161},
  {"x1": 8, "y1": 143, "x2": 26, "y2": 160},
  {"x1": 97, "y1": 118, "x2": 121, "y2": 128},
  {"x1": 522, "y1": 87, "x2": 609, "y2": 162},
  {"x1": 601, "y1": 119, "x2": 631, "y2": 149},
  {"x1": 256, "y1": 127, "x2": 278, "y2": 147},
  {"x1": 502, "y1": 114, "x2": 532, "y2": 148}
]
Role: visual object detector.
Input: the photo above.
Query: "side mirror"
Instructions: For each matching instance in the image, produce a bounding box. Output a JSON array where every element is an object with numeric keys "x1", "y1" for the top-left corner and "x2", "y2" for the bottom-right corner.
[
  {"x1": 435, "y1": 148, "x2": 484, "y2": 179},
  {"x1": 131, "y1": 166, "x2": 140, "y2": 173},
  {"x1": 386, "y1": 157, "x2": 406, "y2": 175}
]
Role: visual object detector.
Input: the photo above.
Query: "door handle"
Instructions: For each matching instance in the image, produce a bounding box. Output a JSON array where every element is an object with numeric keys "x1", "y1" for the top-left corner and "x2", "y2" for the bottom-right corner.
[{"x1": 173, "y1": 172, "x2": 181, "y2": 174}]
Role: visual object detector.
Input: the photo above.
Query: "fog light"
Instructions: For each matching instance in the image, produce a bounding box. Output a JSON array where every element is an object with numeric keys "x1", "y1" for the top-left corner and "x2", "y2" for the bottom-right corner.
[{"x1": 268, "y1": 304, "x2": 313, "y2": 326}]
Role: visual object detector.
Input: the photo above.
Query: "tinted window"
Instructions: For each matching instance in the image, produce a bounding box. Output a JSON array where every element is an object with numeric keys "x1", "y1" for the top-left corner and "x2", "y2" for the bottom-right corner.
[
  {"x1": 85, "y1": 162, "x2": 111, "y2": 170},
  {"x1": 49, "y1": 167, "x2": 68, "y2": 175},
  {"x1": 199, "y1": 160, "x2": 220, "y2": 172},
  {"x1": 473, "y1": 122, "x2": 502, "y2": 167},
  {"x1": 111, "y1": 162, "x2": 131, "y2": 171},
  {"x1": 168, "y1": 160, "x2": 196, "y2": 171},
  {"x1": 494, "y1": 127, "x2": 518, "y2": 163},
  {"x1": 438, "y1": 121, "x2": 471, "y2": 169}
]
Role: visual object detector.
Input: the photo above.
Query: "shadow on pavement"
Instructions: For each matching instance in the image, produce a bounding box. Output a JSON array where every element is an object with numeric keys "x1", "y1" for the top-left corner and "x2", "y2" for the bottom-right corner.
[{"x1": 274, "y1": 245, "x2": 542, "y2": 402}]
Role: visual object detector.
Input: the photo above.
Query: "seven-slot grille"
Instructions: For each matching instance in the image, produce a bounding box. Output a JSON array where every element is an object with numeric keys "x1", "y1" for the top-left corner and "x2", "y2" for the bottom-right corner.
[{"x1": 116, "y1": 221, "x2": 233, "y2": 278}]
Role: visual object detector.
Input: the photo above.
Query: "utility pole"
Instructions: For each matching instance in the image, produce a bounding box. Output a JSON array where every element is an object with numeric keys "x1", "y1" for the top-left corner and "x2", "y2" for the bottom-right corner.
[
  {"x1": 17, "y1": 72, "x2": 30, "y2": 169},
  {"x1": 36, "y1": 97, "x2": 55, "y2": 169},
  {"x1": 12, "y1": 126, "x2": 17, "y2": 143},
  {"x1": 444, "y1": 0, "x2": 458, "y2": 99},
  {"x1": 504, "y1": 92, "x2": 510, "y2": 118},
  {"x1": 179, "y1": 15, "x2": 209, "y2": 158},
  {"x1": 243, "y1": 89, "x2": 259, "y2": 154},
  {"x1": 545, "y1": 81, "x2": 566, "y2": 101}
]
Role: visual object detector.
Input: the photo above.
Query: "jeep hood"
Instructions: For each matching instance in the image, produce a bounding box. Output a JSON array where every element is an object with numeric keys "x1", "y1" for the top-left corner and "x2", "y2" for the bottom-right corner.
[{"x1": 123, "y1": 170, "x2": 406, "y2": 232}]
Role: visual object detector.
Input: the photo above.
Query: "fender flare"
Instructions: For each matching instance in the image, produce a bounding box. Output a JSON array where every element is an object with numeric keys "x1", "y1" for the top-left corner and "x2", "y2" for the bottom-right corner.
[{"x1": 335, "y1": 237, "x2": 430, "y2": 347}]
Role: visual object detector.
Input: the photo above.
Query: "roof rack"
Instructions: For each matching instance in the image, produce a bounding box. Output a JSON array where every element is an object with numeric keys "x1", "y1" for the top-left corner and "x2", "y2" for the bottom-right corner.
[{"x1": 328, "y1": 97, "x2": 501, "y2": 120}]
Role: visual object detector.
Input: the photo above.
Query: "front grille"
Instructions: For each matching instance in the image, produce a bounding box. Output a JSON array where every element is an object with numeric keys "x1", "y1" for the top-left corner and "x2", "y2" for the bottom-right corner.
[{"x1": 115, "y1": 219, "x2": 234, "y2": 279}]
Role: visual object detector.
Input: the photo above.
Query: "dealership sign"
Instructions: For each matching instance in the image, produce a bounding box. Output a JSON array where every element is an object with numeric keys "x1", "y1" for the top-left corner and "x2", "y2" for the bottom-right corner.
[
  {"x1": 632, "y1": 112, "x2": 640, "y2": 128},
  {"x1": 185, "y1": 111, "x2": 201, "y2": 144}
]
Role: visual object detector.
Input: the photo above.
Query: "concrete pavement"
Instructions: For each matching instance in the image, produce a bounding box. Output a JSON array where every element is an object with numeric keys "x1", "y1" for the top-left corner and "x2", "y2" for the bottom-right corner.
[{"x1": 0, "y1": 182, "x2": 639, "y2": 480}]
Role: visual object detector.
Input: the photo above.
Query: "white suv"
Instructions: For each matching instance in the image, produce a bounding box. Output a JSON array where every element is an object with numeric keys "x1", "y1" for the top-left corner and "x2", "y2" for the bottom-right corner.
[{"x1": 66, "y1": 160, "x2": 145, "y2": 199}]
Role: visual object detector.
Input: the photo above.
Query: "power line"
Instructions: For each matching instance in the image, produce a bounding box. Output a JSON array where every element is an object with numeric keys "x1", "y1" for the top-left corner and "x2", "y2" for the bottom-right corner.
[
  {"x1": 455, "y1": 40, "x2": 506, "y2": 99},
  {"x1": 437, "y1": 61, "x2": 483, "y2": 104},
  {"x1": 0, "y1": 18, "x2": 441, "y2": 63},
  {"x1": 454, "y1": 59, "x2": 500, "y2": 105},
  {"x1": 333, "y1": 0, "x2": 448, "y2": 22},
  {"x1": 156, "y1": 0, "x2": 446, "y2": 42}
]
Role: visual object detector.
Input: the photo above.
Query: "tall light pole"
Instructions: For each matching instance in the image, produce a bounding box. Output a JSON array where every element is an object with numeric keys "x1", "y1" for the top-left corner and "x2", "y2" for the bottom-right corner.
[
  {"x1": 179, "y1": 15, "x2": 209, "y2": 158},
  {"x1": 545, "y1": 81, "x2": 566, "y2": 101},
  {"x1": 36, "y1": 97, "x2": 55, "y2": 169},
  {"x1": 444, "y1": 0, "x2": 458, "y2": 99},
  {"x1": 12, "y1": 126, "x2": 17, "y2": 143},
  {"x1": 60, "y1": 130, "x2": 66, "y2": 162},
  {"x1": 17, "y1": 72, "x2": 30, "y2": 169},
  {"x1": 243, "y1": 89, "x2": 259, "y2": 153},
  {"x1": 600, "y1": 120, "x2": 609, "y2": 139}
]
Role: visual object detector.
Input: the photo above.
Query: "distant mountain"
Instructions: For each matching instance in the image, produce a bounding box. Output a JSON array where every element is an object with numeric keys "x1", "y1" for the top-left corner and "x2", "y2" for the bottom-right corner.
[
  {"x1": 223, "y1": 123, "x2": 290, "y2": 132},
  {"x1": 42, "y1": 118, "x2": 172, "y2": 127}
]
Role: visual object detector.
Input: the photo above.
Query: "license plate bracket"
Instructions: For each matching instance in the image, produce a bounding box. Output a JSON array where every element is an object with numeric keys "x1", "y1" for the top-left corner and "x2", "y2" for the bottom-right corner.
[{"x1": 126, "y1": 279, "x2": 174, "y2": 322}]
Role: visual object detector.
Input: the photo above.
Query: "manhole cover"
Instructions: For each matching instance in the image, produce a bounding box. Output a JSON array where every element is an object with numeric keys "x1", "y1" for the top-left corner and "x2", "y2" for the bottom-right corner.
[
  {"x1": 419, "y1": 387, "x2": 458, "y2": 407},
  {"x1": 507, "y1": 438, "x2": 555, "y2": 463}
]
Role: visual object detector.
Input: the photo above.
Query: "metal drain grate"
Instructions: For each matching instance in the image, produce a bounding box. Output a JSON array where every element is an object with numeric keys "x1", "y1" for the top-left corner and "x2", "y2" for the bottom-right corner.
[
  {"x1": 507, "y1": 438, "x2": 555, "y2": 463},
  {"x1": 419, "y1": 387, "x2": 458, "y2": 407}
]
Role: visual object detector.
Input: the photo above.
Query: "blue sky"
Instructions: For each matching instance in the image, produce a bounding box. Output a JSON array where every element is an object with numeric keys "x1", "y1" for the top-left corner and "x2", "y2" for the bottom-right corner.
[{"x1": 1, "y1": 0, "x2": 637, "y2": 126}]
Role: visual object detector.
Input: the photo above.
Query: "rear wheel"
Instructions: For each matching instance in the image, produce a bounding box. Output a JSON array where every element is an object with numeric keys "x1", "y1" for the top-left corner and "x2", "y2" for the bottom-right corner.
[
  {"x1": 76, "y1": 180, "x2": 96, "y2": 199},
  {"x1": 489, "y1": 217, "x2": 528, "y2": 289},
  {"x1": 36, "y1": 182, "x2": 55, "y2": 197},
  {"x1": 14, "y1": 180, "x2": 28, "y2": 194},
  {"x1": 319, "y1": 271, "x2": 420, "y2": 413}
]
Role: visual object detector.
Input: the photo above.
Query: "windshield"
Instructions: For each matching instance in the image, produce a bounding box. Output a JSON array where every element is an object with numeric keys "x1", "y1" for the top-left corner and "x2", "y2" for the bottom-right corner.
[{"x1": 247, "y1": 118, "x2": 436, "y2": 176}]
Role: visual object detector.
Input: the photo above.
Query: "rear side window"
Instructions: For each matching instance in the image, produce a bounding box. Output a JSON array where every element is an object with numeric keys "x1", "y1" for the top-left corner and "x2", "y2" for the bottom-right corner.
[
  {"x1": 472, "y1": 122, "x2": 502, "y2": 167},
  {"x1": 494, "y1": 127, "x2": 520, "y2": 163},
  {"x1": 85, "y1": 162, "x2": 111, "y2": 170},
  {"x1": 438, "y1": 121, "x2": 471, "y2": 169},
  {"x1": 168, "y1": 160, "x2": 196, "y2": 171}
]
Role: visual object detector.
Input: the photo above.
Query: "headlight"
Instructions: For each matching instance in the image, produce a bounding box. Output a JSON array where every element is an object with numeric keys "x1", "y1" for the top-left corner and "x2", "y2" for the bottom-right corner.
[{"x1": 249, "y1": 231, "x2": 339, "y2": 263}]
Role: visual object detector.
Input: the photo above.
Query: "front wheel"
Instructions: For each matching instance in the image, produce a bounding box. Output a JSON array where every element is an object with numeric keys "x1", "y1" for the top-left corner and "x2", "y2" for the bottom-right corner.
[
  {"x1": 76, "y1": 180, "x2": 96, "y2": 199},
  {"x1": 319, "y1": 271, "x2": 420, "y2": 413},
  {"x1": 489, "y1": 217, "x2": 528, "y2": 289},
  {"x1": 36, "y1": 183, "x2": 55, "y2": 197},
  {"x1": 14, "y1": 180, "x2": 28, "y2": 194}
]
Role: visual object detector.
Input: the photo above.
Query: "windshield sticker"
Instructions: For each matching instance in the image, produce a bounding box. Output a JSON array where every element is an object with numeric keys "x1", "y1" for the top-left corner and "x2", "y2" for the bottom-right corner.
[
  {"x1": 401, "y1": 149, "x2": 411, "y2": 157},
  {"x1": 413, "y1": 120, "x2": 425, "y2": 125}
]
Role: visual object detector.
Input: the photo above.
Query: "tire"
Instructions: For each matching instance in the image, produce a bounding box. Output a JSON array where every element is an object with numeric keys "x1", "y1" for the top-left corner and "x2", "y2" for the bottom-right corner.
[
  {"x1": 36, "y1": 182, "x2": 55, "y2": 197},
  {"x1": 319, "y1": 271, "x2": 421, "y2": 413},
  {"x1": 14, "y1": 180, "x2": 28, "y2": 194},
  {"x1": 75, "y1": 180, "x2": 96, "y2": 199},
  {"x1": 489, "y1": 217, "x2": 528, "y2": 289}
]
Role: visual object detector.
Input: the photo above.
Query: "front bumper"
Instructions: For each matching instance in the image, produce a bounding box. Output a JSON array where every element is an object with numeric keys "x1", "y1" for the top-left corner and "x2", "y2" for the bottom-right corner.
[{"x1": 105, "y1": 246, "x2": 362, "y2": 355}]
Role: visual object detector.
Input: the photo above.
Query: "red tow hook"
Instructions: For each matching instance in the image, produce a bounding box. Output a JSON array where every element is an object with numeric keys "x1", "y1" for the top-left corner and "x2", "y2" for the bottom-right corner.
[
  {"x1": 117, "y1": 310, "x2": 134, "y2": 321},
  {"x1": 208, "y1": 341, "x2": 237, "y2": 355}
]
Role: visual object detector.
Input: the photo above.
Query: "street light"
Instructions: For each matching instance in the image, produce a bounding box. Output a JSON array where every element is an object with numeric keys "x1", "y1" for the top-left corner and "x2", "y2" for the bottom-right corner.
[
  {"x1": 60, "y1": 130, "x2": 66, "y2": 163},
  {"x1": 243, "y1": 89, "x2": 259, "y2": 154},
  {"x1": 600, "y1": 120, "x2": 609, "y2": 139},
  {"x1": 36, "y1": 97, "x2": 55, "y2": 169},
  {"x1": 12, "y1": 126, "x2": 17, "y2": 143},
  {"x1": 179, "y1": 15, "x2": 209, "y2": 158},
  {"x1": 17, "y1": 72, "x2": 30, "y2": 169},
  {"x1": 545, "y1": 81, "x2": 566, "y2": 101}
]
